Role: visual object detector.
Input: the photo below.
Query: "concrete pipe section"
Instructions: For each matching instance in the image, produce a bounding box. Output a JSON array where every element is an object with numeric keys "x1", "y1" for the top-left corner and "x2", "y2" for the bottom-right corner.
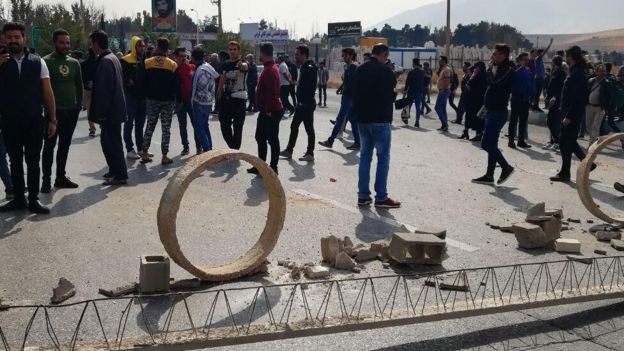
[
  {"x1": 157, "y1": 150, "x2": 286, "y2": 282},
  {"x1": 577, "y1": 133, "x2": 624, "y2": 224}
]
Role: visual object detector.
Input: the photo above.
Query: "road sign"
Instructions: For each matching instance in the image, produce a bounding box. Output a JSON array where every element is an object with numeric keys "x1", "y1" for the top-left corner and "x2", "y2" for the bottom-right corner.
[
  {"x1": 31, "y1": 27, "x2": 42, "y2": 48},
  {"x1": 328, "y1": 21, "x2": 362, "y2": 38}
]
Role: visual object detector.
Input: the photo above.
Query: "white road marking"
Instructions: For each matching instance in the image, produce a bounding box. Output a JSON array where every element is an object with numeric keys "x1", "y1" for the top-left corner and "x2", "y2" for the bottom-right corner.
[{"x1": 290, "y1": 189, "x2": 479, "y2": 252}]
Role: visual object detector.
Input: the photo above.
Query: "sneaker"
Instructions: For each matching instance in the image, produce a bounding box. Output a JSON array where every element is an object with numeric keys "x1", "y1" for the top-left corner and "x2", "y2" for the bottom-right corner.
[
  {"x1": 54, "y1": 177, "x2": 79, "y2": 189},
  {"x1": 103, "y1": 178, "x2": 128, "y2": 186},
  {"x1": 471, "y1": 175, "x2": 495, "y2": 185},
  {"x1": 28, "y1": 200, "x2": 50, "y2": 214},
  {"x1": 40, "y1": 181, "x2": 52, "y2": 194},
  {"x1": 161, "y1": 156, "x2": 173, "y2": 165},
  {"x1": 498, "y1": 166, "x2": 515, "y2": 185},
  {"x1": 375, "y1": 198, "x2": 401, "y2": 209},
  {"x1": 346, "y1": 143, "x2": 360, "y2": 151},
  {"x1": 415, "y1": 122, "x2": 420, "y2": 128},
  {"x1": 550, "y1": 173, "x2": 571, "y2": 182},
  {"x1": 247, "y1": 167, "x2": 260, "y2": 175},
  {"x1": 437, "y1": 126, "x2": 448, "y2": 132},
  {"x1": 552, "y1": 144, "x2": 560, "y2": 152},
  {"x1": 0, "y1": 198, "x2": 27, "y2": 212},
  {"x1": 279, "y1": 149, "x2": 293, "y2": 159},
  {"x1": 590, "y1": 163, "x2": 598, "y2": 172},
  {"x1": 318, "y1": 140, "x2": 333, "y2": 148},
  {"x1": 181, "y1": 147, "x2": 190, "y2": 156},
  {"x1": 517, "y1": 142, "x2": 532, "y2": 149},
  {"x1": 358, "y1": 197, "x2": 373, "y2": 206},
  {"x1": 126, "y1": 150, "x2": 140, "y2": 160},
  {"x1": 470, "y1": 134, "x2": 483, "y2": 142},
  {"x1": 299, "y1": 153, "x2": 314, "y2": 162},
  {"x1": 615, "y1": 182, "x2": 624, "y2": 194},
  {"x1": 270, "y1": 165, "x2": 278, "y2": 175}
]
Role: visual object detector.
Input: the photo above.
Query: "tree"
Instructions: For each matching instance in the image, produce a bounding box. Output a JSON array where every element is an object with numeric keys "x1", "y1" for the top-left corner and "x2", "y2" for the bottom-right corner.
[
  {"x1": 202, "y1": 32, "x2": 252, "y2": 55},
  {"x1": 258, "y1": 19, "x2": 268, "y2": 30},
  {"x1": 10, "y1": 0, "x2": 32, "y2": 23},
  {"x1": 176, "y1": 9, "x2": 197, "y2": 33}
]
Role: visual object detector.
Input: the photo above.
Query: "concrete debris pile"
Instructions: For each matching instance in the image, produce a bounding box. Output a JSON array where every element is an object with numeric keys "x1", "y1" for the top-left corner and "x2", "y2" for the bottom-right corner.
[
  {"x1": 512, "y1": 203, "x2": 564, "y2": 250},
  {"x1": 51, "y1": 278, "x2": 76, "y2": 304}
]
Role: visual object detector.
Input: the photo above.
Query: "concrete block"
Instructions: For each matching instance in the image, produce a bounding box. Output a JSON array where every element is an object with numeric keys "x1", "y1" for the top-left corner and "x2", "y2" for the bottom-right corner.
[
  {"x1": 388, "y1": 233, "x2": 446, "y2": 265},
  {"x1": 370, "y1": 241, "x2": 390, "y2": 258},
  {"x1": 526, "y1": 202, "x2": 546, "y2": 218},
  {"x1": 512, "y1": 223, "x2": 549, "y2": 249},
  {"x1": 139, "y1": 255, "x2": 170, "y2": 293},
  {"x1": 567, "y1": 255, "x2": 592, "y2": 265},
  {"x1": 590, "y1": 224, "x2": 621, "y2": 234},
  {"x1": 595, "y1": 231, "x2": 622, "y2": 242},
  {"x1": 304, "y1": 265, "x2": 330, "y2": 279},
  {"x1": 321, "y1": 235, "x2": 342, "y2": 264},
  {"x1": 343, "y1": 236, "x2": 354, "y2": 256},
  {"x1": 354, "y1": 249, "x2": 379, "y2": 262},
  {"x1": 594, "y1": 249, "x2": 608, "y2": 255},
  {"x1": 99, "y1": 283, "x2": 138, "y2": 297},
  {"x1": 334, "y1": 252, "x2": 357, "y2": 270},
  {"x1": 413, "y1": 226, "x2": 447, "y2": 240},
  {"x1": 555, "y1": 239, "x2": 581, "y2": 253},
  {"x1": 527, "y1": 217, "x2": 562, "y2": 242},
  {"x1": 545, "y1": 208, "x2": 563, "y2": 218},
  {"x1": 51, "y1": 278, "x2": 76, "y2": 304},
  {"x1": 611, "y1": 239, "x2": 624, "y2": 251}
]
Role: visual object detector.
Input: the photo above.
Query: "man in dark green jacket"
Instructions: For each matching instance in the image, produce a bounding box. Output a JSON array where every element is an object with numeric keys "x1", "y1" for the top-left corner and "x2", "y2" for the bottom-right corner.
[{"x1": 41, "y1": 29, "x2": 83, "y2": 193}]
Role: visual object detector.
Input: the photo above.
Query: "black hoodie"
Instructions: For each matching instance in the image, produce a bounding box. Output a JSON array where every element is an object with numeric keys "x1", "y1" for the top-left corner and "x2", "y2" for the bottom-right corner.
[{"x1": 484, "y1": 60, "x2": 514, "y2": 112}]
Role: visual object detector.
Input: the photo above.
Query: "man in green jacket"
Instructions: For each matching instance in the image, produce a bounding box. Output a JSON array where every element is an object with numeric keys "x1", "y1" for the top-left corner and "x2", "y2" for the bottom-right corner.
[{"x1": 41, "y1": 29, "x2": 83, "y2": 193}]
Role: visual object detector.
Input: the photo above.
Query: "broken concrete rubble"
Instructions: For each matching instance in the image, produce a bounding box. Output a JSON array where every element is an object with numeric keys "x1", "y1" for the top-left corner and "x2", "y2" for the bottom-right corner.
[
  {"x1": 354, "y1": 249, "x2": 379, "y2": 262},
  {"x1": 526, "y1": 216, "x2": 562, "y2": 243},
  {"x1": 99, "y1": 283, "x2": 138, "y2": 298},
  {"x1": 343, "y1": 236, "x2": 354, "y2": 256},
  {"x1": 388, "y1": 233, "x2": 446, "y2": 265},
  {"x1": 413, "y1": 227, "x2": 447, "y2": 240},
  {"x1": 526, "y1": 202, "x2": 546, "y2": 218},
  {"x1": 512, "y1": 223, "x2": 550, "y2": 249},
  {"x1": 51, "y1": 278, "x2": 76, "y2": 304},
  {"x1": 555, "y1": 239, "x2": 581, "y2": 253},
  {"x1": 334, "y1": 252, "x2": 357, "y2": 270},
  {"x1": 594, "y1": 231, "x2": 622, "y2": 242},
  {"x1": 611, "y1": 239, "x2": 624, "y2": 251},
  {"x1": 304, "y1": 265, "x2": 330, "y2": 279},
  {"x1": 513, "y1": 203, "x2": 564, "y2": 249},
  {"x1": 321, "y1": 235, "x2": 343, "y2": 264}
]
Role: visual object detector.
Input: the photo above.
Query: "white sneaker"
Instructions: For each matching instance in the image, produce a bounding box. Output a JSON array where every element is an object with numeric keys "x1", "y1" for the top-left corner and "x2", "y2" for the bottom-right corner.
[
  {"x1": 541, "y1": 143, "x2": 553, "y2": 150},
  {"x1": 126, "y1": 150, "x2": 140, "y2": 160}
]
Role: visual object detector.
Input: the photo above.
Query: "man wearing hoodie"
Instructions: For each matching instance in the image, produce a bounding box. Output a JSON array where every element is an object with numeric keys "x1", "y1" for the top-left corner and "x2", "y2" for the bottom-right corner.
[
  {"x1": 191, "y1": 46, "x2": 219, "y2": 153},
  {"x1": 120, "y1": 36, "x2": 146, "y2": 160}
]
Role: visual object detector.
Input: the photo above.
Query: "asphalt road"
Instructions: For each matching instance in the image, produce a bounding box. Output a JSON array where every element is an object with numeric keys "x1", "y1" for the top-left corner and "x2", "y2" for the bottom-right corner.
[{"x1": 1, "y1": 89, "x2": 624, "y2": 350}]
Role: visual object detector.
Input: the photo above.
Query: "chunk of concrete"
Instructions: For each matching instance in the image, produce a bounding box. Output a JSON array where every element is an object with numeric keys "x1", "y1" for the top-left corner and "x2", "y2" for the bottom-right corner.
[
  {"x1": 512, "y1": 223, "x2": 549, "y2": 249},
  {"x1": 290, "y1": 266, "x2": 302, "y2": 280},
  {"x1": 51, "y1": 278, "x2": 76, "y2": 304},
  {"x1": 590, "y1": 224, "x2": 621, "y2": 234},
  {"x1": 304, "y1": 265, "x2": 330, "y2": 279},
  {"x1": 527, "y1": 217, "x2": 562, "y2": 242},
  {"x1": 567, "y1": 218, "x2": 582, "y2": 224},
  {"x1": 594, "y1": 249, "x2": 607, "y2": 255},
  {"x1": 139, "y1": 255, "x2": 171, "y2": 293},
  {"x1": 370, "y1": 241, "x2": 390, "y2": 258},
  {"x1": 611, "y1": 239, "x2": 624, "y2": 251},
  {"x1": 343, "y1": 236, "x2": 354, "y2": 256},
  {"x1": 99, "y1": 283, "x2": 138, "y2": 297},
  {"x1": 414, "y1": 226, "x2": 447, "y2": 240},
  {"x1": 526, "y1": 202, "x2": 546, "y2": 218},
  {"x1": 595, "y1": 231, "x2": 622, "y2": 242},
  {"x1": 567, "y1": 255, "x2": 592, "y2": 265},
  {"x1": 555, "y1": 239, "x2": 581, "y2": 253},
  {"x1": 499, "y1": 225, "x2": 515, "y2": 233},
  {"x1": 321, "y1": 235, "x2": 342, "y2": 264},
  {"x1": 334, "y1": 251, "x2": 357, "y2": 270},
  {"x1": 354, "y1": 249, "x2": 379, "y2": 262},
  {"x1": 545, "y1": 208, "x2": 564, "y2": 218},
  {"x1": 388, "y1": 233, "x2": 446, "y2": 265}
]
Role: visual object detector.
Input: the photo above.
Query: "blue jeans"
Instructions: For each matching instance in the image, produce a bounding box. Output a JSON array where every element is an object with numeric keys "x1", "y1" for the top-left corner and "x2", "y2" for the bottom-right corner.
[
  {"x1": 435, "y1": 90, "x2": 451, "y2": 128},
  {"x1": 329, "y1": 95, "x2": 360, "y2": 145},
  {"x1": 123, "y1": 94, "x2": 146, "y2": 152},
  {"x1": 0, "y1": 130, "x2": 12, "y2": 191},
  {"x1": 482, "y1": 111, "x2": 511, "y2": 176},
  {"x1": 410, "y1": 92, "x2": 423, "y2": 123},
  {"x1": 358, "y1": 123, "x2": 391, "y2": 202},
  {"x1": 192, "y1": 104, "x2": 213, "y2": 152},
  {"x1": 176, "y1": 100, "x2": 198, "y2": 150}
]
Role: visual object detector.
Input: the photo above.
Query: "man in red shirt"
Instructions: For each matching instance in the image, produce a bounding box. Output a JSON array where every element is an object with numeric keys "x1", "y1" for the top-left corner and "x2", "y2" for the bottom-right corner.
[
  {"x1": 174, "y1": 47, "x2": 197, "y2": 155},
  {"x1": 248, "y1": 43, "x2": 284, "y2": 175}
]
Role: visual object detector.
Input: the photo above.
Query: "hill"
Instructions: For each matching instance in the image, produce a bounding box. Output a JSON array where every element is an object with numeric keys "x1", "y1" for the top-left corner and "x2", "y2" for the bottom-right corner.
[{"x1": 524, "y1": 29, "x2": 624, "y2": 52}]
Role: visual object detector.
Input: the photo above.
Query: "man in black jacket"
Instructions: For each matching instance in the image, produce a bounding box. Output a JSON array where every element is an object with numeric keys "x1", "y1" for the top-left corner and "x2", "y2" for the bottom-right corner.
[
  {"x1": 543, "y1": 56, "x2": 566, "y2": 151},
  {"x1": 403, "y1": 58, "x2": 425, "y2": 127},
  {"x1": 353, "y1": 44, "x2": 400, "y2": 209},
  {"x1": 472, "y1": 44, "x2": 515, "y2": 185},
  {"x1": 551, "y1": 46, "x2": 595, "y2": 182},
  {"x1": 0, "y1": 22, "x2": 57, "y2": 214},
  {"x1": 453, "y1": 62, "x2": 472, "y2": 124},
  {"x1": 285, "y1": 54, "x2": 298, "y2": 107},
  {"x1": 281, "y1": 45, "x2": 318, "y2": 161}
]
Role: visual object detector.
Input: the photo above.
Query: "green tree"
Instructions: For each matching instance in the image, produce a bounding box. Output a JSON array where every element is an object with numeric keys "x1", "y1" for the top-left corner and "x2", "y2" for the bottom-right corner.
[{"x1": 202, "y1": 32, "x2": 252, "y2": 55}]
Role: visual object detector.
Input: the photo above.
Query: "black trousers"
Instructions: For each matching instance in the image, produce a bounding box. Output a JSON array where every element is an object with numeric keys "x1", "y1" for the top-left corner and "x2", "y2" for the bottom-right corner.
[
  {"x1": 559, "y1": 119, "x2": 586, "y2": 176},
  {"x1": 100, "y1": 119, "x2": 128, "y2": 180},
  {"x1": 286, "y1": 104, "x2": 316, "y2": 155},
  {"x1": 318, "y1": 85, "x2": 327, "y2": 105},
  {"x1": 455, "y1": 93, "x2": 467, "y2": 123},
  {"x1": 247, "y1": 83, "x2": 257, "y2": 111},
  {"x1": 280, "y1": 86, "x2": 295, "y2": 114},
  {"x1": 255, "y1": 110, "x2": 284, "y2": 168},
  {"x1": 448, "y1": 90, "x2": 459, "y2": 113},
  {"x1": 218, "y1": 97, "x2": 247, "y2": 150},
  {"x1": 289, "y1": 84, "x2": 297, "y2": 106},
  {"x1": 547, "y1": 108, "x2": 562, "y2": 144},
  {"x1": 508, "y1": 98, "x2": 530, "y2": 142},
  {"x1": 3, "y1": 118, "x2": 44, "y2": 201},
  {"x1": 42, "y1": 109, "x2": 80, "y2": 182}
]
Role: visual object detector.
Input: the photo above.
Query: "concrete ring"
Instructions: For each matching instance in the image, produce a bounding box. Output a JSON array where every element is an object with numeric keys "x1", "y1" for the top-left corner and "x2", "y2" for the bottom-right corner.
[
  {"x1": 576, "y1": 133, "x2": 624, "y2": 224},
  {"x1": 157, "y1": 150, "x2": 286, "y2": 282}
]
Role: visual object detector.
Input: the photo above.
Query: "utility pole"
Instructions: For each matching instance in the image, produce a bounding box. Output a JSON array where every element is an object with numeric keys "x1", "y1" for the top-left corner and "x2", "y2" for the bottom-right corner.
[
  {"x1": 445, "y1": 0, "x2": 451, "y2": 57},
  {"x1": 190, "y1": 8, "x2": 200, "y2": 46},
  {"x1": 210, "y1": 0, "x2": 223, "y2": 34},
  {"x1": 80, "y1": 0, "x2": 88, "y2": 33}
]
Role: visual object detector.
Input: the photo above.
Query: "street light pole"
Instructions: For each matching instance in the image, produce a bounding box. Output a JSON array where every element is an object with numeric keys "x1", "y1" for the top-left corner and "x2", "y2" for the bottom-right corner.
[
  {"x1": 190, "y1": 8, "x2": 200, "y2": 46},
  {"x1": 210, "y1": 0, "x2": 223, "y2": 34},
  {"x1": 445, "y1": 0, "x2": 451, "y2": 57}
]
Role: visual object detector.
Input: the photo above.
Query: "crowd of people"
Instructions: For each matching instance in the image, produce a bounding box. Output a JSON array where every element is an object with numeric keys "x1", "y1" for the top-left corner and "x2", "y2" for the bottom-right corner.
[{"x1": 0, "y1": 20, "x2": 622, "y2": 215}]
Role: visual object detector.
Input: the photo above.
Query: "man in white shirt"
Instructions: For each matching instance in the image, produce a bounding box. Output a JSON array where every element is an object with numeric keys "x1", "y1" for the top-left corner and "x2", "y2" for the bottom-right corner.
[
  {"x1": 278, "y1": 56, "x2": 295, "y2": 116},
  {"x1": 0, "y1": 22, "x2": 57, "y2": 214}
]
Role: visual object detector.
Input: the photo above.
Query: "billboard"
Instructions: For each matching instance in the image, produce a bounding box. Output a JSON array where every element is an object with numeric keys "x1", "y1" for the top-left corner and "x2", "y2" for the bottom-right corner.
[
  {"x1": 152, "y1": 0, "x2": 176, "y2": 33},
  {"x1": 253, "y1": 30, "x2": 289, "y2": 45},
  {"x1": 327, "y1": 21, "x2": 362, "y2": 38}
]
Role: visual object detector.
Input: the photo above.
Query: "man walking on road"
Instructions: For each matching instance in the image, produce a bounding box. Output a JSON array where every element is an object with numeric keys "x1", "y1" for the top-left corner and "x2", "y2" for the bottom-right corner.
[
  {"x1": 530, "y1": 38, "x2": 553, "y2": 112},
  {"x1": 404, "y1": 58, "x2": 425, "y2": 128},
  {"x1": 353, "y1": 43, "x2": 400, "y2": 209},
  {"x1": 285, "y1": 55, "x2": 298, "y2": 108},
  {"x1": 318, "y1": 48, "x2": 359, "y2": 149},
  {"x1": 218, "y1": 41, "x2": 248, "y2": 150},
  {"x1": 278, "y1": 56, "x2": 295, "y2": 116},
  {"x1": 585, "y1": 63, "x2": 611, "y2": 145},
  {"x1": 191, "y1": 47, "x2": 219, "y2": 154},
  {"x1": 0, "y1": 22, "x2": 56, "y2": 213},
  {"x1": 435, "y1": 56, "x2": 452, "y2": 131},
  {"x1": 472, "y1": 44, "x2": 516, "y2": 185},
  {"x1": 120, "y1": 36, "x2": 146, "y2": 160},
  {"x1": 174, "y1": 47, "x2": 197, "y2": 155},
  {"x1": 41, "y1": 29, "x2": 83, "y2": 193},
  {"x1": 508, "y1": 53, "x2": 533, "y2": 149},
  {"x1": 246, "y1": 54, "x2": 258, "y2": 113},
  {"x1": 280, "y1": 45, "x2": 318, "y2": 162},
  {"x1": 88, "y1": 30, "x2": 128, "y2": 186},
  {"x1": 317, "y1": 60, "x2": 329, "y2": 107},
  {"x1": 248, "y1": 43, "x2": 284, "y2": 175},
  {"x1": 544, "y1": 55, "x2": 566, "y2": 151},
  {"x1": 140, "y1": 37, "x2": 179, "y2": 165},
  {"x1": 452, "y1": 62, "x2": 471, "y2": 124}
]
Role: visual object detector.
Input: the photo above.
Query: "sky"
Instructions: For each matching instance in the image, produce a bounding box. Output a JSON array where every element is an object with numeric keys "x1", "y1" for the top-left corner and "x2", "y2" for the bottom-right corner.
[{"x1": 46, "y1": 0, "x2": 441, "y2": 37}]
